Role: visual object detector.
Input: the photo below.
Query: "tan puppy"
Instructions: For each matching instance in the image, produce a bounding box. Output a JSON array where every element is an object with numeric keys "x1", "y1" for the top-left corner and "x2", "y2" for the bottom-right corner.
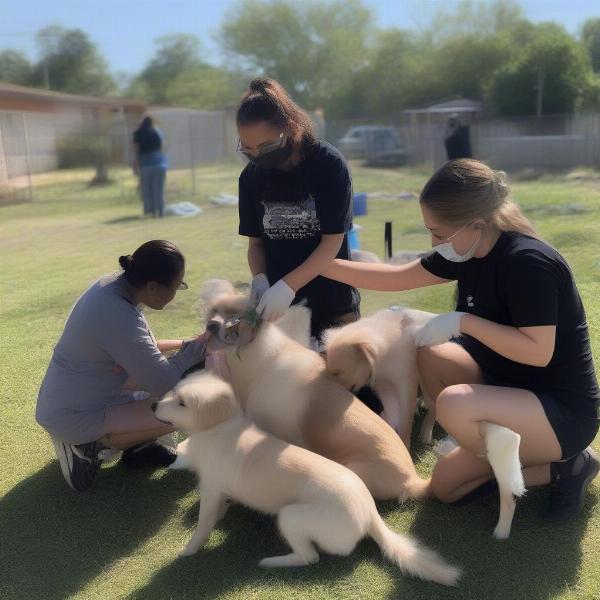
[
  {"x1": 202, "y1": 280, "x2": 431, "y2": 502},
  {"x1": 154, "y1": 372, "x2": 460, "y2": 586},
  {"x1": 324, "y1": 307, "x2": 436, "y2": 447}
]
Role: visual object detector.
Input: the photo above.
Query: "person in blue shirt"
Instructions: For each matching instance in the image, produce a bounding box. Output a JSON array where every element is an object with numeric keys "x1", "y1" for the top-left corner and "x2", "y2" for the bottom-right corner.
[{"x1": 133, "y1": 116, "x2": 168, "y2": 217}]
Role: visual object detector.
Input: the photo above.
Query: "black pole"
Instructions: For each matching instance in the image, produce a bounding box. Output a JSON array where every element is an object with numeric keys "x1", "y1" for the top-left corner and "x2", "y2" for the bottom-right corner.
[{"x1": 384, "y1": 221, "x2": 392, "y2": 261}]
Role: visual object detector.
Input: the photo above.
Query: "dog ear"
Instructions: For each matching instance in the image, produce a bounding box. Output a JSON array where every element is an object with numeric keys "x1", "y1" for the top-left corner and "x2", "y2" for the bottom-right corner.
[
  {"x1": 196, "y1": 389, "x2": 238, "y2": 430},
  {"x1": 354, "y1": 341, "x2": 377, "y2": 371}
]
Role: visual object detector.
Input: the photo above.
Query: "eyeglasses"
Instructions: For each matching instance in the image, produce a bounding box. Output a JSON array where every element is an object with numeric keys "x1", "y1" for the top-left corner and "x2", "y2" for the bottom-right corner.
[
  {"x1": 425, "y1": 222, "x2": 472, "y2": 242},
  {"x1": 236, "y1": 132, "x2": 284, "y2": 159}
]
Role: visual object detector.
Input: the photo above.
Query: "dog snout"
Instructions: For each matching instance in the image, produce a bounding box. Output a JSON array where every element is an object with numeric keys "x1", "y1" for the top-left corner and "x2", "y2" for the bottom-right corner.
[{"x1": 151, "y1": 401, "x2": 158, "y2": 412}]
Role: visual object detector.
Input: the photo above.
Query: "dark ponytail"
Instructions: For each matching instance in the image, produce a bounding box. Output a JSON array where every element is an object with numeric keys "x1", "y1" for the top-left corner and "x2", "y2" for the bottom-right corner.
[
  {"x1": 119, "y1": 240, "x2": 184, "y2": 288},
  {"x1": 236, "y1": 77, "x2": 316, "y2": 149}
]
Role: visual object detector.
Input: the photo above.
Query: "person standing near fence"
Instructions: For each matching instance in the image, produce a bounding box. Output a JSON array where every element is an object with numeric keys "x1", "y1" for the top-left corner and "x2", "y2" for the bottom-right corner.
[
  {"x1": 444, "y1": 113, "x2": 472, "y2": 161},
  {"x1": 133, "y1": 116, "x2": 168, "y2": 217},
  {"x1": 236, "y1": 77, "x2": 381, "y2": 413}
]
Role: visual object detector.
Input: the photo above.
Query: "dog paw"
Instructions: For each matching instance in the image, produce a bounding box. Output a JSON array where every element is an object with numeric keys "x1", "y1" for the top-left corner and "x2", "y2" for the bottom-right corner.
[
  {"x1": 493, "y1": 524, "x2": 511, "y2": 540},
  {"x1": 179, "y1": 544, "x2": 200, "y2": 557}
]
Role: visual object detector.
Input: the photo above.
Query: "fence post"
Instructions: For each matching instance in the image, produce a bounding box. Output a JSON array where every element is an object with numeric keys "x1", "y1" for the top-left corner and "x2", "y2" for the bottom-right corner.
[
  {"x1": 189, "y1": 112, "x2": 196, "y2": 196},
  {"x1": 21, "y1": 112, "x2": 33, "y2": 202}
]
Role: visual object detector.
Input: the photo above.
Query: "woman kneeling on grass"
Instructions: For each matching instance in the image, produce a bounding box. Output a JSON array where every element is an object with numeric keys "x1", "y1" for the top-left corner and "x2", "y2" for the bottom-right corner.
[
  {"x1": 322, "y1": 159, "x2": 599, "y2": 522},
  {"x1": 36, "y1": 240, "x2": 207, "y2": 492}
]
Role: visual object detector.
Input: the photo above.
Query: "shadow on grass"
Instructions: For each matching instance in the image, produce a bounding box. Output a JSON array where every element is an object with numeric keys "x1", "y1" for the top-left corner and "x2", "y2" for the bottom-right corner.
[
  {"x1": 104, "y1": 215, "x2": 144, "y2": 225},
  {"x1": 409, "y1": 484, "x2": 598, "y2": 600},
  {"x1": 2, "y1": 440, "x2": 595, "y2": 600},
  {"x1": 0, "y1": 461, "x2": 195, "y2": 600},
  {"x1": 124, "y1": 498, "x2": 462, "y2": 600}
]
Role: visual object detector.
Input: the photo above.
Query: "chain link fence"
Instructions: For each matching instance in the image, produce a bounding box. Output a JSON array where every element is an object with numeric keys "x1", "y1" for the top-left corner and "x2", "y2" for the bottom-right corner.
[
  {"x1": 325, "y1": 113, "x2": 600, "y2": 172},
  {"x1": 2, "y1": 107, "x2": 600, "y2": 206},
  {"x1": 0, "y1": 107, "x2": 239, "y2": 206}
]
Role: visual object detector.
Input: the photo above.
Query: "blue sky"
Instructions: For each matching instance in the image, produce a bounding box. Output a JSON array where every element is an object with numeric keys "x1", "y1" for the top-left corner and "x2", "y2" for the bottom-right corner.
[{"x1": 2, "y1": 0, "x2": 599, "y2": 76}]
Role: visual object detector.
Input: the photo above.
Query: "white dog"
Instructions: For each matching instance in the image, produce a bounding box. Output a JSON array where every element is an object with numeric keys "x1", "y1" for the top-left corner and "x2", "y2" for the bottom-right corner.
[
  {"x1": 324, "y1": 306, "x2": 436, "y2": 447},
  {"x1": 154, "y1": 372, "x2": 460, "y2": 586},
  {"x1": 201, "y1": 280, "x2": 432, "y2": 502}
]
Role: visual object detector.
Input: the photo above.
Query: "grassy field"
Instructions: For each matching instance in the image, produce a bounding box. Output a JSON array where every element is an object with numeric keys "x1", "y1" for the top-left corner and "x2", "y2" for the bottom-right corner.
[{"x1": 1, "y1": 162, "x2": 599, "y2": 600}]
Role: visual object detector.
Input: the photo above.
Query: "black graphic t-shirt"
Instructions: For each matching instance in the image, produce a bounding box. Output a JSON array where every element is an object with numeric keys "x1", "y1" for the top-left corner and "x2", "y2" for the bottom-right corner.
[
  {"x1": 421, "y1": 231, "x2": 600, "y2": 418},
  {"x1": 239, "y1": 140, "x2": 359, "y2": 319}
]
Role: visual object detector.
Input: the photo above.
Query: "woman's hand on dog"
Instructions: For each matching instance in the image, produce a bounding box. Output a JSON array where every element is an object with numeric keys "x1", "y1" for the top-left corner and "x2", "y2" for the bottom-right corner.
[
  {"x1": 415, "y1": 312, "x2": 466, "y2": 347},
  {"x1": 256, "y1": 279, "x2": 295, "y2": 321}
]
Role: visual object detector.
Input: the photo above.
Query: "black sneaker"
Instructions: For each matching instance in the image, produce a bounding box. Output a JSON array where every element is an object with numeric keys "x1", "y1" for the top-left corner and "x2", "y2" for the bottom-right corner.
[
  {"x1": 120, "y1": 440, "x2": 177, "y2": 469},
  {"x1": 449, "y1": 478, "x2": 499, "y2": 507},
  {"x1": 543, "y1": 447, "x2": 600, "y2": 523},
  {"x1": 51, "y1": 436, "x2": 106, "y2": 492}
]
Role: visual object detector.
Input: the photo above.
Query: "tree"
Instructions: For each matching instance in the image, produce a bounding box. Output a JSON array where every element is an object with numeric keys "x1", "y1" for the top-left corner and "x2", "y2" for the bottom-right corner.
[
  {"x1": 30, "y1": 25, "x2": 115, "y2": 96},
  {"x1": 582, "y1": 18, "x2": 600, "y2": 73},
  {"x1": 0, "y1": 50, "x2": 33, "y2": 85},
  {"x1": 487, "y1": 23, "x2": 592, "y2": 115},
  {"x1": 423, "y1": 0, "x2": 524, "y2": 45},
  {"x1": 163, "y1": 66, "x2": 244, "y2": 110},
  {"x1": 219, "y1": 0, "x2": 374, "y2": 112},
  {"x1": 130, "y1": 34, "x2": 204, "y2": 104}
]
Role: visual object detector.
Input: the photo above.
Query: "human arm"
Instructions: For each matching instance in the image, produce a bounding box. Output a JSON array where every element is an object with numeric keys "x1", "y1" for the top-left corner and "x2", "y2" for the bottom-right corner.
[
  {"x1": 283, "y1": 233, "x2": 344, "y2": 292},
  {"x1": 247, "y1": 236, "x2": 267, "y2": 277},
  {"x1": 416, "y1": 249, "x2": 561, "y2": 367},
  {"x1": 96, "y1": 307, "x2": 206, "y2": 396},
  {"x1": 321, "y1": 257, "x2": 451, "y2": 292}
]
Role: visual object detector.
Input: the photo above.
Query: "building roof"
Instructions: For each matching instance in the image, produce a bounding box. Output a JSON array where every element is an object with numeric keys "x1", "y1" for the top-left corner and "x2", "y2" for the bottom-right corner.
[
  {"x1": 0, "y1": 82, "x2": 146, "y2": 109},
  {"x1": 403, "y1": 97, "x2": 483, "y2": 115}
]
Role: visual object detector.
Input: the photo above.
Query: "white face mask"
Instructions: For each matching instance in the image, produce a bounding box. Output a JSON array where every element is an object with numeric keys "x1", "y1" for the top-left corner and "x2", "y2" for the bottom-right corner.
[{"x1": 434, "y1": 223, "x2": 481, "y2": 263}]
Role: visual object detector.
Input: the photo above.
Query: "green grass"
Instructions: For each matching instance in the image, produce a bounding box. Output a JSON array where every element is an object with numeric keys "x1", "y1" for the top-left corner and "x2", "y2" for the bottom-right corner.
[{"x1": 1, "y1": 163, "x2": 599, "y2": 600}]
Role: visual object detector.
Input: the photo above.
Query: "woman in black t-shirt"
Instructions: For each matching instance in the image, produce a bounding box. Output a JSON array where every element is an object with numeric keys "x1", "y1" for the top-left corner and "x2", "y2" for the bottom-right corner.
[
  {"x1": 322, "y1": 159, "x2": 599, "y2": 523},
  {"x1": 237, "y1": 78, "x2": 360, "y2": 340}
]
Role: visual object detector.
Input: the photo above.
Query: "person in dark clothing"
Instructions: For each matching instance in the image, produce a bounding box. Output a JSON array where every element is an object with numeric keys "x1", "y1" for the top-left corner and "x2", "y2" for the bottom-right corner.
[
  {"x1": 133, "y1": 116, "x2": 168, "y2": 217},
  {"x1": 236, "y1": 77, "x2": 381, "y2": 413},
  {"x1": 322, "y1": 159, "x2": 599, "y2": 523},
  {"x1": 444, "y1": 114, "x2": 472, "y2": 160}
]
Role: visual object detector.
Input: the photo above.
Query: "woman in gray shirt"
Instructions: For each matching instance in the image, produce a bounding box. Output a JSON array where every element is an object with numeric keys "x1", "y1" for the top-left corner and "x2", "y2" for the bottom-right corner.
[{"x1": 36, "y1": 240, "x2": 206, "y2": 491}]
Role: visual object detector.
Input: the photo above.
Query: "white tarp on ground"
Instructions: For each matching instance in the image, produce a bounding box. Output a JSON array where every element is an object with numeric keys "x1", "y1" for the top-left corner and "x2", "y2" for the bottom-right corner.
[{"x1": 164, "y1": 201, "x2": 202, "y2": 217}]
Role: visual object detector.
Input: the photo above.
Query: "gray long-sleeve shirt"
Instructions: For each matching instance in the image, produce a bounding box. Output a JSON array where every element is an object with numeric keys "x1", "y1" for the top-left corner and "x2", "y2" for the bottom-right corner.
[{"x1": 36, "y1": 273, "x2": 206, "y2": 443}]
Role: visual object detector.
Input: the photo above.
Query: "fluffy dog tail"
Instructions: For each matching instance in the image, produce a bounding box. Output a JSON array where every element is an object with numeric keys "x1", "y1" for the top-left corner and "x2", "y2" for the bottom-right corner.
[
  {"x1": 401, "y1": 476, "x2": 432, "y2": 501},
  {"x1": 368, "y1": 513, "x2": 461, "y2": 586}
]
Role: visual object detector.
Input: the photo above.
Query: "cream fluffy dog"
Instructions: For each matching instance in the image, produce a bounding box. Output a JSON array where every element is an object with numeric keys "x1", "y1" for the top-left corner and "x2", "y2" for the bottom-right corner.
[
  {"x1": 201, "y1": 280, "x2": 431, "y2": 502},
  {"x1": 154, "y1": 372, "x2": 460, "y2": 585},
  {"x1": 324, "y1": 307, "x2": 437, "y2": 446}
]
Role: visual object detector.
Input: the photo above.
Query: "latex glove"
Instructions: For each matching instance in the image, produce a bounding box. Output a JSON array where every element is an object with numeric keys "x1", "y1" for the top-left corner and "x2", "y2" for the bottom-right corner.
[
  {"x1": 256, "y1": 279, "x2": 295, "y2": 322},
  {"x1": 249, "y1": 273, "x2": 270, "y2": 308},
  {"x1": 414, "y1": 312, "x2": 466, "y2": 347}
]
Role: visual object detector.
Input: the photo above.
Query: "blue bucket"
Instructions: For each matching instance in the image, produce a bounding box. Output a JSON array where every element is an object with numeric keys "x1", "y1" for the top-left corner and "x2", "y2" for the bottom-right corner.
[
  {"x1": 353, "y1": 192, "x2": 367, "y2": 216},
  {"x1": 348, "y1": 225, "x2": 362, "y2": 250}
]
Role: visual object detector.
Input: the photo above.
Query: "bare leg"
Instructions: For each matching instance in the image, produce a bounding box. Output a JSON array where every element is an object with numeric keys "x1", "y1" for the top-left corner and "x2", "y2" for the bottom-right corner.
[
  {"x1": 102, "y1": 397, "x2": 175, "y2": 450},
  {"x1": 417, "y1": 343, "x2": 482, "y2": 440},
  {"x1": 431, "y1": 448, "x2": 551, "y2": 504},
  {"x1": 431, "y1": 384, "x2": 561, "y2": 503}
]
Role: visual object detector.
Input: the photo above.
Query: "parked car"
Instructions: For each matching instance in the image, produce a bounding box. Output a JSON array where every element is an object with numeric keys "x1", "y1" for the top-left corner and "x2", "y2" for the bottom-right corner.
[{"x1": 336, "y1": 126, "x2": 407, "y2": 166}]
